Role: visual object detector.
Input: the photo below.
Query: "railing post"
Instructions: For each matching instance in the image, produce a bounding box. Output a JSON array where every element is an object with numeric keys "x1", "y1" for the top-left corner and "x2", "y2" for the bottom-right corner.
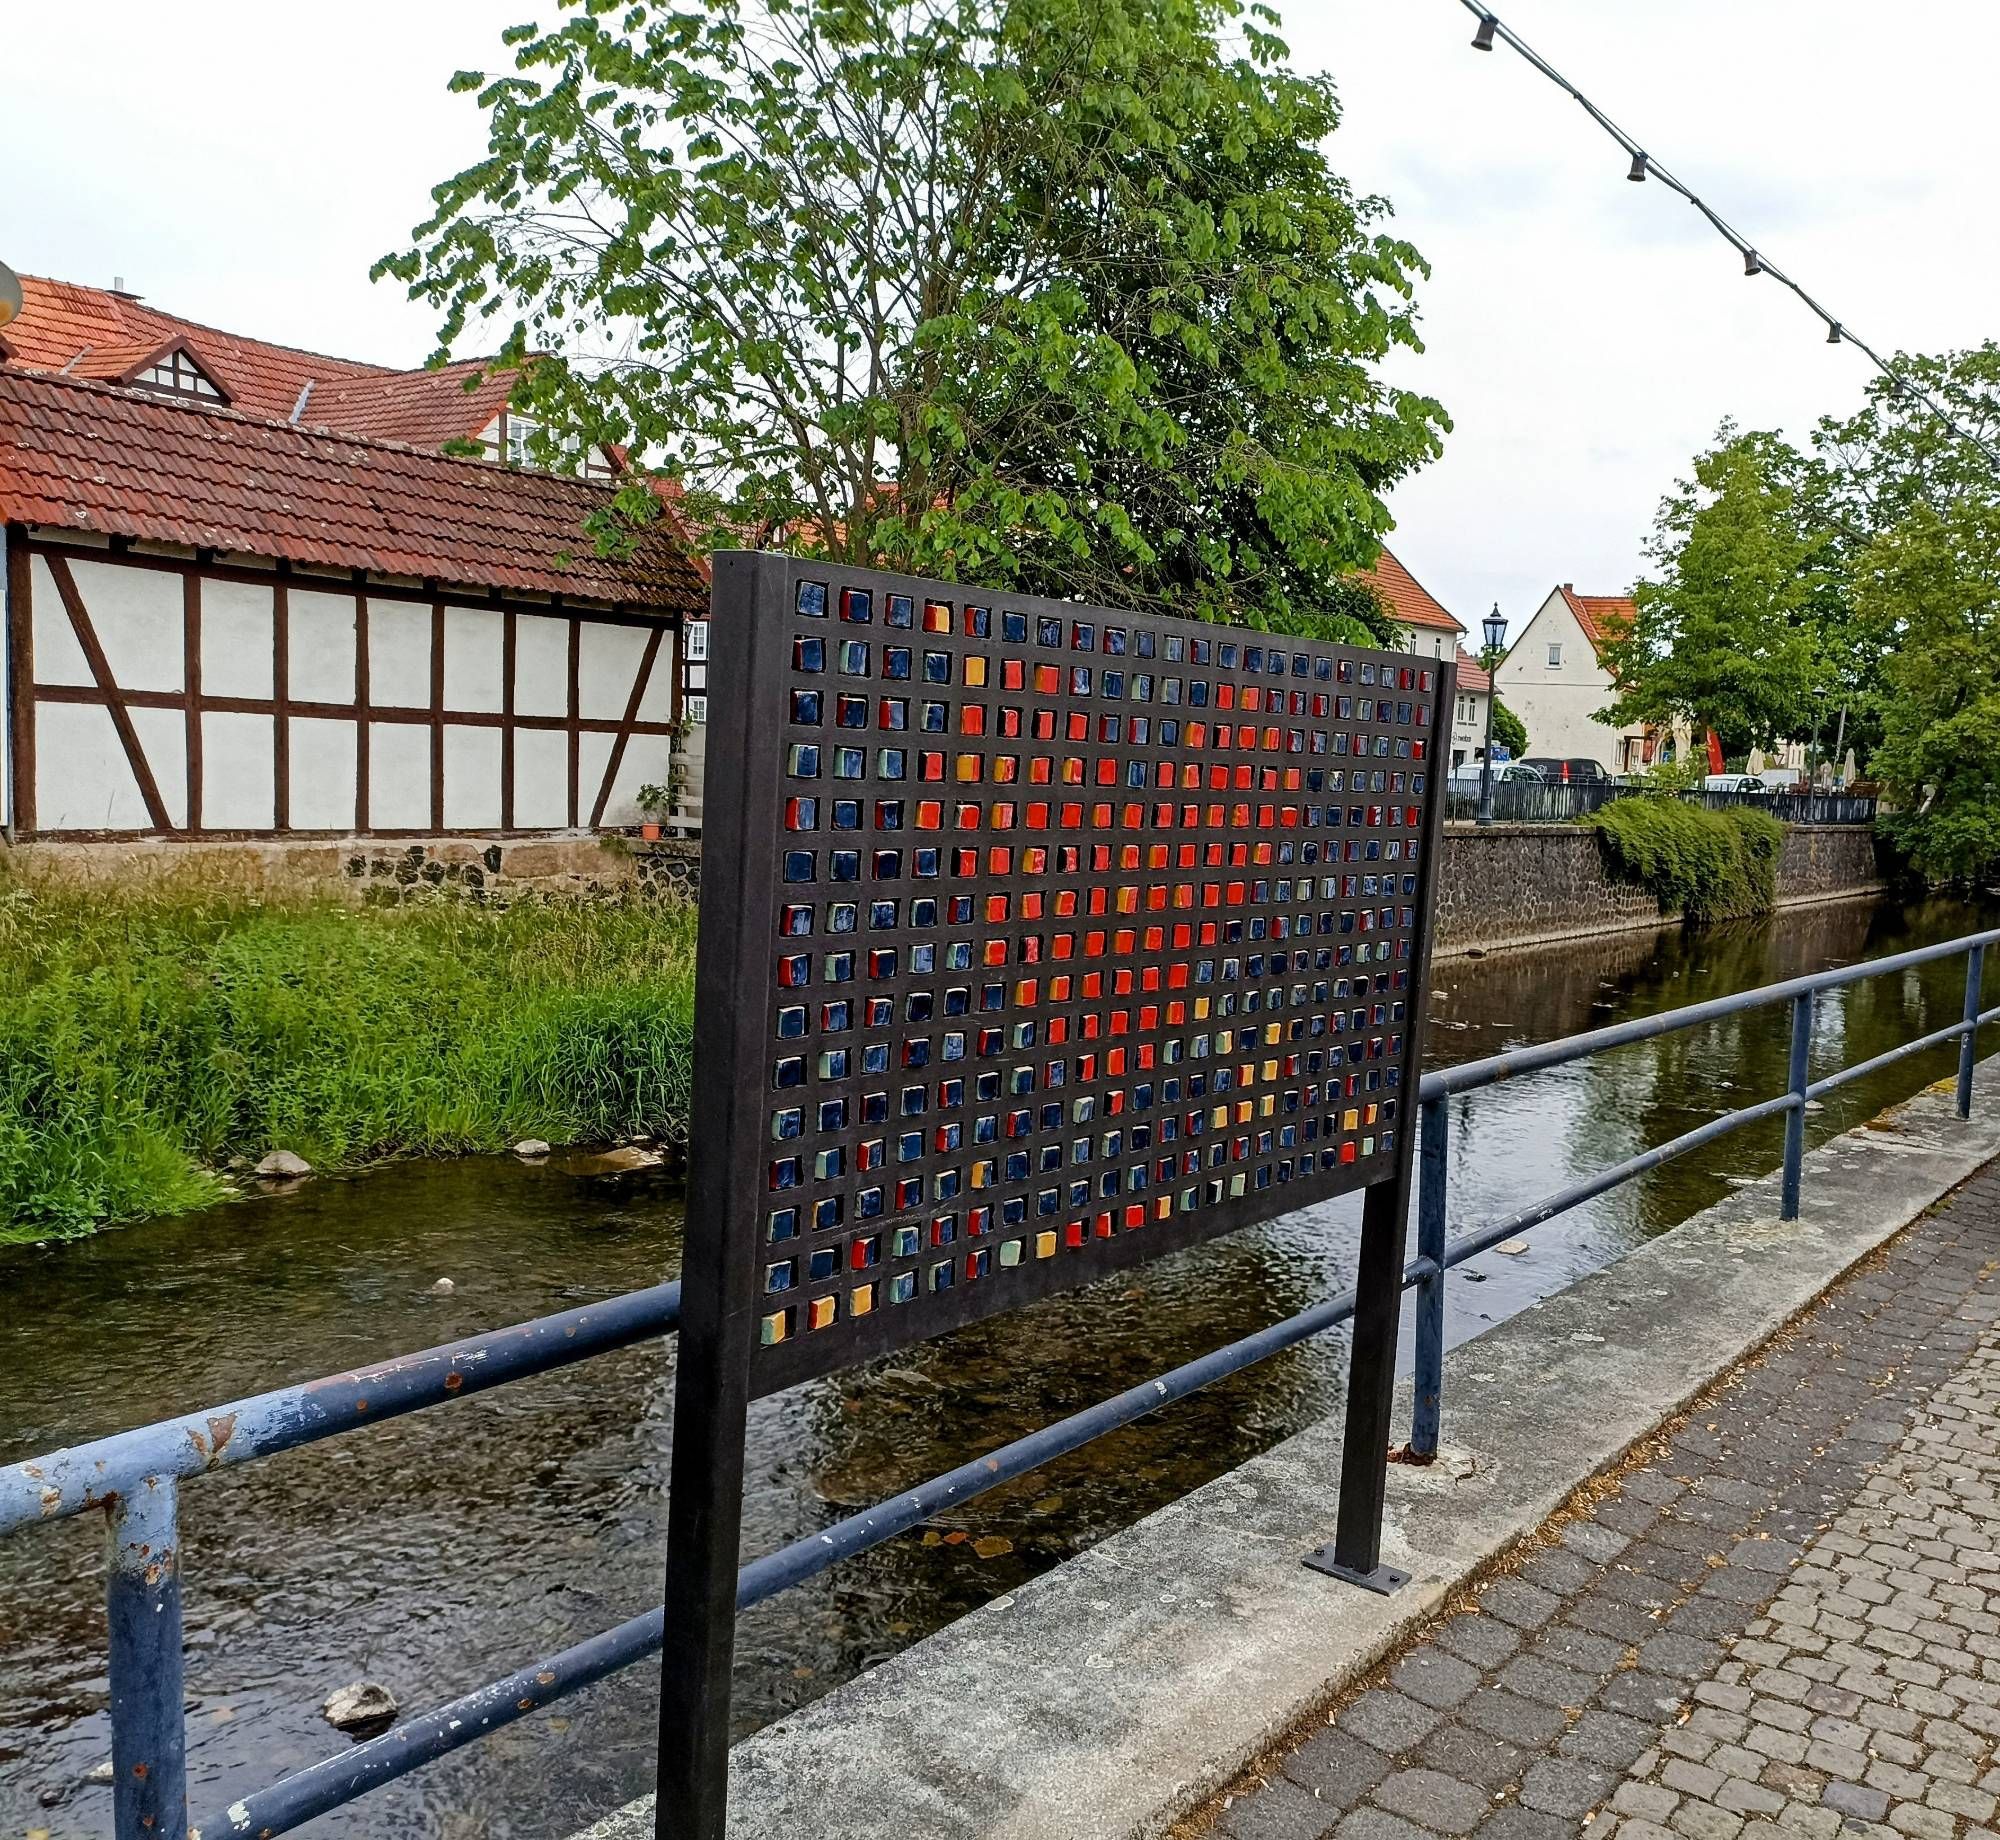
[
  {"x1": 1409, "y1": 1097, "x2": 1450, "y2": 1461},
  {"x1": 1781, "y1": 991, "x2": 1815, "y2": 1221},
  {"x1": 106, "y1": 1477, "x2": 187, "y2": 1840},
  {"x1": 1960, "y1": 944, "x2": 1986, "y2": 1120}
]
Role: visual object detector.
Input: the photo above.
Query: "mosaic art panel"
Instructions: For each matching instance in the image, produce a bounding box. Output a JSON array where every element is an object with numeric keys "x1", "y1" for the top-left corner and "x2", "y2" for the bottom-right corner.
[{"x1": 693, "y1": 556, "x2": 1450, "y2": 1392}]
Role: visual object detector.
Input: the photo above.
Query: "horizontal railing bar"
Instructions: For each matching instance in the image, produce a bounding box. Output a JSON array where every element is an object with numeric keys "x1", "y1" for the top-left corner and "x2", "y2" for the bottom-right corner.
[
  {"x1": 1, "y1": 1282, "x2": 683, "y2": 1535},
  {"x1": 1806, "y1": 1005, "x2": 2000, "y2": 1101},
  {"x1": 197, "y1": 1604, "x2": 667, "y2": 1838},
  {"x1": 1441, "y1": 1091, "x2": 1800, "y2": 1271},
  {"x1": 1422, "y1": 930, "x2": 2000, "y2": 1101},
  {"x1": 199, "y1": 1260, "x2": 1420, "y2": 1838}
]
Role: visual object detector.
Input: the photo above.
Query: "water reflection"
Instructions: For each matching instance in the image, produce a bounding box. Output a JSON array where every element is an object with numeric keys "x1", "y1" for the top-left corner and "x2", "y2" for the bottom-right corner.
[{"x1": 1, "y1": 894, "x2": 1992, "y2": 1837}]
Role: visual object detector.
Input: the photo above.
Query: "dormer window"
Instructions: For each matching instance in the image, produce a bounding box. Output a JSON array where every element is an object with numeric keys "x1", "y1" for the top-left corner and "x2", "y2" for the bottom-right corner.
[
  {"x1": 133, "y1": 345, "x2": 225, "y2": 401},
  {"x1": 501, "y1": 410, "x2": 619, "y2": 479}
]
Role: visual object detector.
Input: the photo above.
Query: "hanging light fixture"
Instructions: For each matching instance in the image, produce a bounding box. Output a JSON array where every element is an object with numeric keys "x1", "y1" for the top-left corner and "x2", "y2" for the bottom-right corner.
[
  {"x1": 0, "y1": 261, "x2": 21, "y2": 330},
  {"x1": 1627, "y1": 151, "x2": 1649, "y2": 183},
  {"x1": 1827, "y1": 322, "x2": 1843, "y2": 345},
  {"x1": 1472, "y1": 13, "x2": 1498, "y2": 50},
  {"x1": 1743, "y1": 249, "x2": 1762, "y2": 277}
]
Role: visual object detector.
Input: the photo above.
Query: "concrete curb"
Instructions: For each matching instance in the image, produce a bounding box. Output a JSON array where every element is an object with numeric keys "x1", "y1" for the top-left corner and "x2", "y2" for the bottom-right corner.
[{"x1": 575, "y1": 1060, "x2": 2000, "y2": 1840}]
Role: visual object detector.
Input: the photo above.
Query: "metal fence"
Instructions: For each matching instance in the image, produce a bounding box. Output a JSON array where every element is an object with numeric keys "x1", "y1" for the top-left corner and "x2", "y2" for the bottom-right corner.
[
  {"x1": 1441, "y1": 781, "x2": 1878, "y2": 826},
  {"x1": 4, "y1": 928, "x2": 1992, "y2": 1840}
]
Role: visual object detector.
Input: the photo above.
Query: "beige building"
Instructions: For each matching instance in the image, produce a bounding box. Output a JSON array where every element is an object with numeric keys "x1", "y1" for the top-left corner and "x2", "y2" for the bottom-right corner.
[{"x1": 1493, "y1": 584, "x2": 1683, "y2": 775}]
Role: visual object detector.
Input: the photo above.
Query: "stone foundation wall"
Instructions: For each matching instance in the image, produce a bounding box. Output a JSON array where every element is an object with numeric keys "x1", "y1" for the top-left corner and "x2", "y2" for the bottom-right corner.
[
  {"x1": 0, "y1": 834, "x2": 702, "y2": 905},
  {"x1": 1432, "y1": 821, "x2": 1890, "y2": 955}
]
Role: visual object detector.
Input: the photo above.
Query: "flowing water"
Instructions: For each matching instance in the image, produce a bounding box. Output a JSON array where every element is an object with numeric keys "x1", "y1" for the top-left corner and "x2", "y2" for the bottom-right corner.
[{"x1": 2, "y1": 893, "x2": 1993, "y2": 1838}]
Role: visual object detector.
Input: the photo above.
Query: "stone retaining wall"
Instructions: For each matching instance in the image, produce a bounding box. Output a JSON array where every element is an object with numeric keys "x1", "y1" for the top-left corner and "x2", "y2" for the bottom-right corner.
[
  {"x1": 1433, "y1": 821, "x2": 1889, "y2": 955},
  {"x1": 1, "y1": 824, "x2": 1885, "y2": 944}
]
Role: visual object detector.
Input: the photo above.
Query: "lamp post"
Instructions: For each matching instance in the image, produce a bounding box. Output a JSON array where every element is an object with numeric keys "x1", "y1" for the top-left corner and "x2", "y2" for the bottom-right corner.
[{"x1": 1477, "y1": 603, "x2": 1507, "y2": 827}]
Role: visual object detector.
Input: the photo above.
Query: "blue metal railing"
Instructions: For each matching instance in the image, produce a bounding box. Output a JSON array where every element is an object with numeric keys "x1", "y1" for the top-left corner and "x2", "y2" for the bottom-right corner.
[{"x1": 4, "y1": 928, "x2": 1995, "y2": 1840}]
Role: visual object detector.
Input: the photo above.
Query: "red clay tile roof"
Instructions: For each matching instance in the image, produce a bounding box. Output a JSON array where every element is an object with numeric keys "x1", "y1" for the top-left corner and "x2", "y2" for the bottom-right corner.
[
  {"x1": 1453, "y1": 646, "x2": 1492, "y2": 694},
  {"x1": 0, "y1": 369, "x2": 706, "y2": 614},
  {"x1": 0, "y1": 275, "x2": 513, "y2": 447},
  {"x1": 1357, "y1": 546, "x2": 1466, "y2": 635},
  {"x1": 1559, "y1": 586, "x2": 1637, "y2": 659}
]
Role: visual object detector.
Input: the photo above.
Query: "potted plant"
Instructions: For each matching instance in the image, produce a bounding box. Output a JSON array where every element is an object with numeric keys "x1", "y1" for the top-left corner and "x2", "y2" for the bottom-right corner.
[{"x1": 635, "y1": 783, "x2": 671, "y2": 842}]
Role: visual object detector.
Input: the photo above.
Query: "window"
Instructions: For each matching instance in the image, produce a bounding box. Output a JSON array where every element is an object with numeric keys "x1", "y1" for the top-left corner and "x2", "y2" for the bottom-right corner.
[
  {"x1": 502, "y1": 413, "x2": 616, "y2": 479},
  {"x1": 1546, "y1": 642, "x2": 1563, "y2": 668},
  {"x1": 685, "y1": 618, "x2": 710, "y2": 723},
  {"x1": 135, "y1": 347, "x2": 223, "y2": 400}
]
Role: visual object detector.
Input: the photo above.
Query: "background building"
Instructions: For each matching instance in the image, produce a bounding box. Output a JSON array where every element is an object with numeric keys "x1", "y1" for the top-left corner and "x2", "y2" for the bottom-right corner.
[{"x1": 1493, "y1": 583, "x2": 1674, "y2": 774}]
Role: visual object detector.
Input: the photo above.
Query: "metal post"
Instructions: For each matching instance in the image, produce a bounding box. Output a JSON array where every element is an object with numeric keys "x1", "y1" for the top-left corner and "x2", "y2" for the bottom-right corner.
[
  {"x1": 1408, "y1": 1098, "x2": 1450, "y2": 1461},
  {"x1": 1309, "y1": 1166, "x2": 1419, "y2": 1594},
  {"x1": 1959, "y1": 944, "x2": 1985, "y2": 1120},
  {"x1": 1476, "y1": 688, "x2": 1497, "y2": 826},
  {"x1": 1781, "y1": 991, "x2": 1814, "y2": 1221},
  {"x1": 106, "y1": 1478, "x2": 187, "y2": 1840}
]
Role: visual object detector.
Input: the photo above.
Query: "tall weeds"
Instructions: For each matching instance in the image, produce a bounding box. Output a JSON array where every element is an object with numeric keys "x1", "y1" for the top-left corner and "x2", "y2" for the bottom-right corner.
[{"x1": 0, "y1": 885, "x2": 697, "y2": 1240}]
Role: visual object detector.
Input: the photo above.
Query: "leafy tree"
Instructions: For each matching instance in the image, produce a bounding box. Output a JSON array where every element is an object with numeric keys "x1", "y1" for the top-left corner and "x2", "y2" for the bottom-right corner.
[
  {"x1": 379, "y1": 0, "x2": 1446, "y2": 643},
  {"x1": 1488, "y1": 696, "x2": 1527, "y2": 760},
  {"x1": 1863, "y1": 496, "x2": 2000, "y2": 884},
  {"x1": 1598, "y1": 426, "x2": 1840, "y2": 758}
]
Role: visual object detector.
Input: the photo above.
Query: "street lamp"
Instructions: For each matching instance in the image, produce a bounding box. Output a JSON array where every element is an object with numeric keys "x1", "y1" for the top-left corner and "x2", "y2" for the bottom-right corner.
[{"x1": 1477, "y1": 603, "x2": 1507, "y2": 827}]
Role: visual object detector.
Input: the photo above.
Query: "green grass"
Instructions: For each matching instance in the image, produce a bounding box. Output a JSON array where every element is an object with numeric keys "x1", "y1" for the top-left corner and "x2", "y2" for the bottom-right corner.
[
  {"x1": 1581, "y1": 797, "x2": 1785, "y2": 925},
  {"x1": 0, "y1": 883, "x2": 697, "y2": 1240}
]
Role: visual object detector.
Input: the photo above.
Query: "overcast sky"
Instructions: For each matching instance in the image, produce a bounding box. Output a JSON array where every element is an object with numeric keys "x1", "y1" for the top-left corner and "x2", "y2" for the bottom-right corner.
[{"x1": 5, "y1": 1, "x2": 1993, "y2": 636}]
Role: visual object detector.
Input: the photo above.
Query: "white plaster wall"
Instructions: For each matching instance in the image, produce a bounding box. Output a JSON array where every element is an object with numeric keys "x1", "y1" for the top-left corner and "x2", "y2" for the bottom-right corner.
[
  {"x1": 65, "y1": 557, "x2": 183, "y2": 692},
  {"x1": 17, "y1": 552, "x2": 681, "y2": 834},
  {"x1": 578, "y1": 622, "x2": 650, "y2": 720},
  {"x1": 602, "y1": 732, "x2": 674, "y2": 826},
  {"x1": 1, "y1": 526, "x2": 9, "y2": 828},
  {"x1": 29, "y1": 556, "x2": 95, "y2": 687},
  {"x1": 201, "y1": 712, "x2": 277, "y2": 829},
  {"x1": 202, "y1": 579, "x2": 275, "y2": 699},
  {"x1": 443, "y1": 725, "x2": 503, "y2": 827},
  {"x1": 514, "y1": 727, "x2": 570, "y2": 827},
  {"x1": 36, "y1": 702, "x2": 187, "y2": 829},
  {"x1": 369, "y1": 600, "x2": 432, "y2": 708},
  {"x1": 576, "y1": 731, "x2": 617, "y2": 817},
  {"x1": 290, "y1": 717, "x2": 357, "y2": 828},
  {"x1": 369, "y1": 723, "x2": 431, "y2": 828},
  {"x1": 444, "y1": 606, "x2": 505, "y2": 714},
  {"x1": 289, "y1": 589, "x2": 357, "y2": 704},
  {"x1": 515, "y1": 614, "x2": 569, "y2": 718},
  {"x1": 637, "y1": 627, "x2": 676, "y2": 722}
]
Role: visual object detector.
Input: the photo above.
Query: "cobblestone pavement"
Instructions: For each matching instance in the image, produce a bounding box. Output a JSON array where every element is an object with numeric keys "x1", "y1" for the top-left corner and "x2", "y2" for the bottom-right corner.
[{"x1": 1198, "y1": 1164, "x2": 2000, "y2": 1840}]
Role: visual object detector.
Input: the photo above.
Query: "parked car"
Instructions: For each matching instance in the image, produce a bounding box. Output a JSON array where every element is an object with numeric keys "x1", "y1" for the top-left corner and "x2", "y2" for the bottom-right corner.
[
  {"x1": 1521, "y1": 757, "x2": 1610, "y2": 786},
  {"x1": 1701, "y1": 774, "x2": 1773, "y2": 795},
  {"x1": 1447, "y1": 761, "x2": 1544, "y2": 790}
]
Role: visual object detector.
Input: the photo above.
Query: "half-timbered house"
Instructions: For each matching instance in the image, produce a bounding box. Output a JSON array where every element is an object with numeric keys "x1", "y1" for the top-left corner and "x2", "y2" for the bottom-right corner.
[{"x1": 0, "y1": 280, "x2": 708, "y2": 846}]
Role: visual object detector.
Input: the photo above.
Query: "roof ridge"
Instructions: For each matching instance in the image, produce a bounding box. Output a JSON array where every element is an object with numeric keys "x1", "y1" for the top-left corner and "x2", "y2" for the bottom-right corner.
[
  {"x1": 0, "y1": 366, "x2": 613, "y2": 493},
  {"x1": 21, "y1": 272, "x2": 408, "y2": 380}
]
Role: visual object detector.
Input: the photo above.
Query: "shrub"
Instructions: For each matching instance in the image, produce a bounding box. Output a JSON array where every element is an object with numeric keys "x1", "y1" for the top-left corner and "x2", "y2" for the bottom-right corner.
[
  {"x1": 0, "y1": 883, "x2": 697, "y2": 1240},
  {"x1": 1581, "y1": 798, "x2": 1784, "y2": 924}
]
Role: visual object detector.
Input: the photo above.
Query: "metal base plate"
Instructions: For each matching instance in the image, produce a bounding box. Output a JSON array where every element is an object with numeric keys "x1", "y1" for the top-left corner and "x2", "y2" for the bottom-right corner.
[{"x1": 1302, "y1": 1548, "x2": 1411, "y2": 1595}]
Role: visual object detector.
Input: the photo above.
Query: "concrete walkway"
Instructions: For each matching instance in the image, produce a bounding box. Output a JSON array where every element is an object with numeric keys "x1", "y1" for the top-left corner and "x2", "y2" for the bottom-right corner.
[{"x1": 1193, "y1": 1162, "x2": 2000, "y2": 1840}]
